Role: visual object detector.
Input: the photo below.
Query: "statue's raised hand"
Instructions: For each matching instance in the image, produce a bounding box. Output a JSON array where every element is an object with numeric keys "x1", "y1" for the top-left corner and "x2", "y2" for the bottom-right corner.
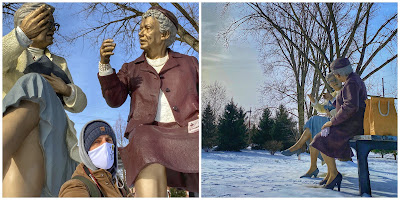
[
  {"x1": 100, "y1": 39, "x2": 116, "y2": 64},
  {"x1": 19, "y1": 5, "x2": 51, "y2": 39}
]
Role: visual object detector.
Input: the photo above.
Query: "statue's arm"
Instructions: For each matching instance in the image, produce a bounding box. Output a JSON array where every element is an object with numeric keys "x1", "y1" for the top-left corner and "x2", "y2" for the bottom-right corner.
[
  {"x1": 2, "y1": 29, "x2": 27, "y2": 73},
  {"x1": 55, "y1": 56, "x2": 87, "y2": 113}
]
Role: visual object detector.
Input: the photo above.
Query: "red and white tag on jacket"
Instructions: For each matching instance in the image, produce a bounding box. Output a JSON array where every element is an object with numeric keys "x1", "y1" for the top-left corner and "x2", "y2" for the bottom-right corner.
[{"x1": 188, "y1": 119, "x2": 199, "y2": 133}]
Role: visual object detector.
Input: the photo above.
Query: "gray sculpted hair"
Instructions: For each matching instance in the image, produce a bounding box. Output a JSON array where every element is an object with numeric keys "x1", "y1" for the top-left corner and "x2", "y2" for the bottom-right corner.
[
  {"x1": 332, "y1": 64, "x2": 353, "y2": 77},
  {"x1": 14, "y1": 3, "x2": 55, "y2": 28},
  {"x1": 142, "y1": 9, "x2": 177, "y2": 47}
]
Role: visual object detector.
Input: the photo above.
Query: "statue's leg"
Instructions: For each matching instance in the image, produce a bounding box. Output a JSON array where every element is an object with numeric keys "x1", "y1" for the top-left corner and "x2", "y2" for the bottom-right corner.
[
  {"x1": 135, "y1": 163, "x2": 167, "y2": 197},
  {"x1": 321, "y1": 152, "x2": 338, "y2": 185},
  {"x1": 3, "y1": 125, "x2": 45, "y2": 197},
  {"x1": 306, "y1": 146, "x2": 319, "y2": 174},
  {"x1": 287, "y1": 128, "x2": 311, "y2": 151},
  {"x1": 3, "y1": 100, "x2": 40, "y2": 177}
]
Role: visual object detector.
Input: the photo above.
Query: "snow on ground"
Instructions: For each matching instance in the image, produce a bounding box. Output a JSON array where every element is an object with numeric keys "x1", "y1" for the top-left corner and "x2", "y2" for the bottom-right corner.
[{"x1": 201, "y1": 149, "x2": 397, "y2": 197}]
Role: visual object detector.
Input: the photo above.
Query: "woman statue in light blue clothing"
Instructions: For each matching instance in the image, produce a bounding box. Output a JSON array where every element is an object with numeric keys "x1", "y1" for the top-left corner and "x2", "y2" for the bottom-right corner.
[
  {"x1": 2, "y1": 3, "x2": 86, "y2": 197},
  {"x1": 281, "y1": 73, "x2": 342, "y2": 181}
]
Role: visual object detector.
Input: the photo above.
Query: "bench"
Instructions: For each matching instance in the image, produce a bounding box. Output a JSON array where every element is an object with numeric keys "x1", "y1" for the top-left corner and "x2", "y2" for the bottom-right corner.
[{"x1": 349, "y1": 135, "x2": 397, "y2": 197}]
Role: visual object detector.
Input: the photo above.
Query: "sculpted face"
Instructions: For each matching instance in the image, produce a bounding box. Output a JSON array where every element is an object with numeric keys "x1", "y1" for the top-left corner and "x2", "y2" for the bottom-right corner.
[
  {"x1": 138, "y1": 16, "x2": 167, "y2": 52},
  {"x1": 30, "y1": 15, "x2": 56, "y2": 49},
  {"x1": 327, "y1": 75, "x2": 342, "y2": 91},
  {"x1": 334, "y1": 74, "x2": 347, "y2": 84}
]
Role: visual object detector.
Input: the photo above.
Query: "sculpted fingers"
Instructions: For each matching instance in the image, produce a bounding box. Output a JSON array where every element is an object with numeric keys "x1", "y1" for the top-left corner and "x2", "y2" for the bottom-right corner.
[
  {"x1": 36, "y1": 12, "x2": 51, "y2": 29},
  {"x1": 40, "y1": 74, "x2": 51, "y2": 80},
  {"x1": 102, "y1": 38, "x2": 114, "y2": 44},
  {"x1": 20, "y1": 6, "x2": 51, "y2": 39},
  {"x1": 24, "y1": 5, "x2": 46, "y2": 20},
  {"x1": 100, "y1": 39, "x2": 116, "y2": 64}
]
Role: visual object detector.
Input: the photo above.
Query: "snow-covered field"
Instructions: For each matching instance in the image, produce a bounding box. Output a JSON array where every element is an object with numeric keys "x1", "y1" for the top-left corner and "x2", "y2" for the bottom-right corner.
[{"x1": 201, "y1": 149, "x2": 397, "y2": 197}]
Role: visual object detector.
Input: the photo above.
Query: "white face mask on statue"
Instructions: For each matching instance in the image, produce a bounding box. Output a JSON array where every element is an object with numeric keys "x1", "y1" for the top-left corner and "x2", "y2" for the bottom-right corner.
[{"x1": 88, "y1": 142, "x2": 115, "y2": 169}]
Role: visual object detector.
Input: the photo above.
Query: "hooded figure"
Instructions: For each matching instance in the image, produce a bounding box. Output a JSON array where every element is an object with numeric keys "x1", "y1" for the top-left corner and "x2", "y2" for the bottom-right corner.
[{"x1": 59, "y1": 120, "x2": 130, "y2": 197}]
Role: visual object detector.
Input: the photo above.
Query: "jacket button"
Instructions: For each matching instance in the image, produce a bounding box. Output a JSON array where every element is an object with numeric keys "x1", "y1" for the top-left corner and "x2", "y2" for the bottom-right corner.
[
  {"x1": 165, "y1": 88, "x2": 170, "y2": 92},
  {"x1": 160, "y1": 74, "x2": 164, "y2": 79},
  {"x1": 172, "y1": 106, "x2": 178, "y2": 111}
]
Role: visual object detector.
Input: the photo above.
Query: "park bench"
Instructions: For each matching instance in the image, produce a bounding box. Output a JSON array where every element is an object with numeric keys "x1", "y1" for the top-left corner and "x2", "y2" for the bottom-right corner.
[{"x1": 349, "y1": 135, "x2": 397, "y2": 197}]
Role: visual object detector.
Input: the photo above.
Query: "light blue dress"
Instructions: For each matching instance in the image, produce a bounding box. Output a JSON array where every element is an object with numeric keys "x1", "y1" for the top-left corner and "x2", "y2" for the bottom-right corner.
[
  {"x1": 304, "y1": 100, "x2": 336, "y2": 161},
  {"x1": 3, "y1": 73, "x2": 78, "y2": 196}
]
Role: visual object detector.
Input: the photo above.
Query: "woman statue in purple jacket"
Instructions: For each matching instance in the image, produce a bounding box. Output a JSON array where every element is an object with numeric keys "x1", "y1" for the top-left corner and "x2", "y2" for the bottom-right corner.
[
  {"x1": 310, "y1": 57, "x2": 367, "y2": 191},
  {"x1": 97, "y1": 6, "x2": 199, "y2": 197}
]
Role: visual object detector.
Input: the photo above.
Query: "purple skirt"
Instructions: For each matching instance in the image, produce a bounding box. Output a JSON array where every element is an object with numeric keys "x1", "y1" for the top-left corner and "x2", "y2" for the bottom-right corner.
[
  {"x1": 311, "y1": 108, "x2": 365, "y2": 159},
  {"x1": 119, "y1": 122, "x2": 199, "y2": 192}
]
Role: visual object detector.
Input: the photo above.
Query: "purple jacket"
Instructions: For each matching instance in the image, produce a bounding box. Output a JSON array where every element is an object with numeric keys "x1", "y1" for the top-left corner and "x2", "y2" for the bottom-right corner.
[
  {"x1": 98, "y1": 49, "x2": 199, "y2": 138},
  {"x1": 331, "y1": 72, "x2": 367, "y2": 126}
]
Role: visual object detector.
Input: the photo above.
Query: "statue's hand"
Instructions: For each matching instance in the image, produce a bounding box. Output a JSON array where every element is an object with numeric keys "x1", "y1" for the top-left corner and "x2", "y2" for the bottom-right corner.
[
  {"x1": 100, "y1": 39, "x2": 116, "y2": 64},
  {"x1": 41, "y1": 73, "x2": 71, "y2": 97},
  {"x1": 323, "y1": 92, "x2": 333, "y2": 101},
  {"x1": 321, "y1": 121, "x2": 332, "y2": 130},
  {"x1": 19, "y1": 5, "x2": 51, "y2": 40},
  {"x1": 307, "y1": 94, "x2": 316, "y2": 104}
]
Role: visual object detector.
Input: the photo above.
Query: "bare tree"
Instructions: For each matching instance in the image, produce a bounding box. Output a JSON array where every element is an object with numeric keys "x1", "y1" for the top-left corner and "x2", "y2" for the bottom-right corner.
[
  {"x1": 68, "y1": 2, "x2": 198, "y2": 57},
  {"x1": 114, "y1": 114, "x2": 128, "y2": 148},
  {"x1": 113, "y1": 114, "x2": 128, "y2": 182},
  {"x1": 201, "y1": 81, "x2": 228, "y2": 118},
  {"x1": 221, "y1": 2, "x2": 397, "y2": 133},
  {"x1": 2, "y1": 3, "x2": 22, "y2": 29},
  {"x1": 3, "y1": 3, "x2": 198, "y2": 58}
]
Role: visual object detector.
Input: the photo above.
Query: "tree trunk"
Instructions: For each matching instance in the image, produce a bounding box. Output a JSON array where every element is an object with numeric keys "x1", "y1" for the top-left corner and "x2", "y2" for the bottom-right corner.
[{"x1": 297, "y1": 84, "x2": 305, "y2": 138}]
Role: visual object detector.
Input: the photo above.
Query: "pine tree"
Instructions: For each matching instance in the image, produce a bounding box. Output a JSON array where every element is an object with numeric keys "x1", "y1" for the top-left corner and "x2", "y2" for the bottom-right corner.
[
  {"x1": 217, "y1": 99, "x2": 248, "y2": 151},
  {"x1": 271, "y1": 105, "x2": 297, "y2": 150},
  {"x1": 252, "y1": 108, "x2": 274, "y2": 149},
  {"x1": 202, "y1": 103, "x2": 217, "y2": 150}
]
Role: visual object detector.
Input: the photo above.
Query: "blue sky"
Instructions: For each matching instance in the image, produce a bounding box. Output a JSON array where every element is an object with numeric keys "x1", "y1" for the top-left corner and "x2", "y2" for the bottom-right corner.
[
  {"x1": 2, "y1": 3, "x2": 198, "y2": 143},
  {"x1": 202, "y1": 2, "x2": 398, "y2": 119}
]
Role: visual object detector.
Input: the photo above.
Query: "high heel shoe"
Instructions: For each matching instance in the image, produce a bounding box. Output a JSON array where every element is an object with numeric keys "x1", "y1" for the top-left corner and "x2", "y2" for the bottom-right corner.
[
  {"x1": 324, "y1": 172, "x2": 342, "y2": 191},
  {"x1": 281, "y1": 149, "x2": 301, "y2": 156},
  {"x1": 300, "y1": 168, "x2": 319, "y2": 178},
  {"x1": 319, "y1": 179, "x2": 327, "y2": 185}
]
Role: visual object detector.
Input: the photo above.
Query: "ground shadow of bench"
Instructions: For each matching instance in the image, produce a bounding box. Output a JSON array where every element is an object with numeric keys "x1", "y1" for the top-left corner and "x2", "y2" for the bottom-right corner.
[{"x1": 349, "y1": 135, "x2": 397, "y2": 197}]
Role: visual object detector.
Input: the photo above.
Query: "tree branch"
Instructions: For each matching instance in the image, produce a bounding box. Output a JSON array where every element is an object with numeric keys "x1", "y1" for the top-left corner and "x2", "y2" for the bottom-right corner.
[
  {"x1": 360, "y1": 29, "x2": 397, "y2": 74},
  {"x1": 326, "y1": 3, "x2": 340, "y2": 57},
  {"x1": 342, "y1": 3, "x2": 363, "y2": 57},
  {"x1": 172, "y1": 3, "x2": 199, "y2": 32},
  {"x1": 249, "y1": 3, "x2": 332, "y2": 92},
  {"x1": 362, "y1": 54, "x2": 397, "y2": 81},
  {"x1": 356, "y1": 4, "x2": 371, "y2": 73}
]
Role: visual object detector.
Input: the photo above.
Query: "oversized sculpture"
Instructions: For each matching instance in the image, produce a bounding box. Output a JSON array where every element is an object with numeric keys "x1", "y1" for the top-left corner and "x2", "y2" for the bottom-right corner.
[
  {"x1": 311, "y1": 57, "x2": 367, "y2": 191},
  {"x1": 2, "y1": 3, "x2": 86, "y2": 197},
  {"x1": 98, "y1": 6, "x2": 199, "y2": 197}
]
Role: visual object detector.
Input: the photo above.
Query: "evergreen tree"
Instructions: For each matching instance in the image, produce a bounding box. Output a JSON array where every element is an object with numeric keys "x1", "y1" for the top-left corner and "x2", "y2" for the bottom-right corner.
[
  {"x1": 271, "y1": 105, "x2": 297, "y2": 150},
  {"x1": 202, "y1": 103, "x2": 217, "y2": 150},
  {"x1": 217, "y1": 99, "x2": 248, "y2": 151},
  {"x1": 252, "y1": 108, "x2": 274, "y2": 149}
]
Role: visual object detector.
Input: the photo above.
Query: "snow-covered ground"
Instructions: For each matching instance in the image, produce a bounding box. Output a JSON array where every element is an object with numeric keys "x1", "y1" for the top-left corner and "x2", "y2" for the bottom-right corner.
[{"x1": 201, "y1": 149, "x2": 397, "y2": 197}]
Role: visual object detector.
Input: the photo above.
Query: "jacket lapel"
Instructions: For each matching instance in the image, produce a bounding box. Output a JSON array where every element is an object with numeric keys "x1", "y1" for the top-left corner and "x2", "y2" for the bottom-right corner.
[
  {"x1": 16, "y1": 50, "x2": 28, "y2": 73},
  {"x1": 159, "y1": 49, "x2": 181, "y2": 74},
  {"x1": 137, "y1": 53, "x2": 158, "y2": 75},
  {"x1": 16, "y1": 48, "x2": 54, "y2": 73}
]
